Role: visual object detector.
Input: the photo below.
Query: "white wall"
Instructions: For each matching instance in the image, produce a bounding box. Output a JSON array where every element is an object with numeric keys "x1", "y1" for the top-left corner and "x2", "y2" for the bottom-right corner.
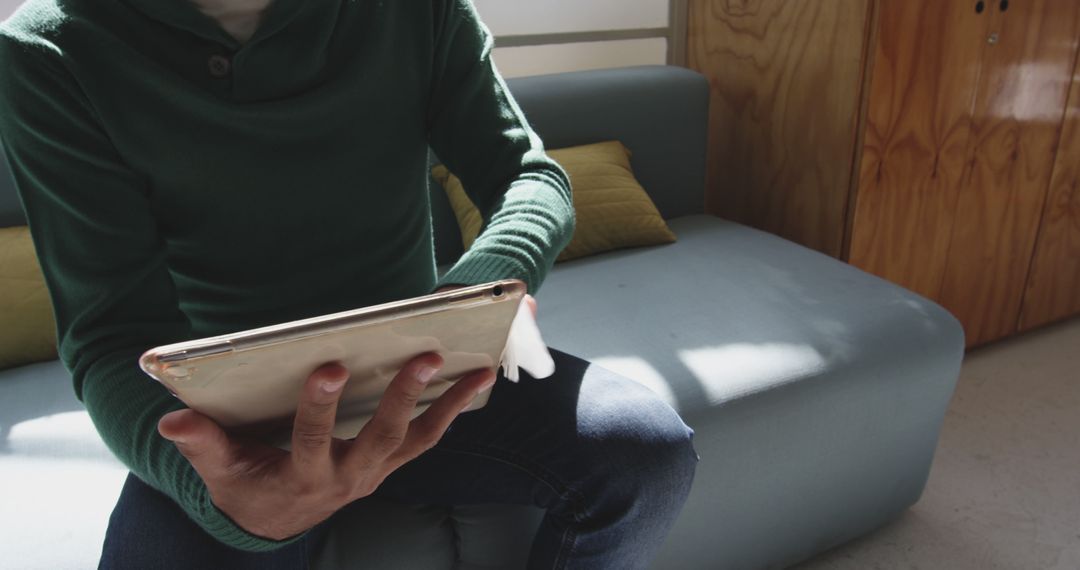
[
  {"x1": 1, "y1": 0, "x2": 21, "y2": 19},
  {"x1": 474, "y1": 0, "x2": 670, "y2": 78},
  {"x1": 492, "y1": 38, "x2": 667, "y2": 78},
  {"x1": 0, "y1": 0, "x2": 669, "y2": 78},
  {"x1": 472, "y1": 0, "x2": 667, "y2": 35}
]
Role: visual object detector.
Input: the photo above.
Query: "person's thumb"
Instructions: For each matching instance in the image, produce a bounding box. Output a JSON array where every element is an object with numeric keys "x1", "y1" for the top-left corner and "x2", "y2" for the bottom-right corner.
[{"x1": 159, "y1": 409, "x2": 232, "y2": 477}]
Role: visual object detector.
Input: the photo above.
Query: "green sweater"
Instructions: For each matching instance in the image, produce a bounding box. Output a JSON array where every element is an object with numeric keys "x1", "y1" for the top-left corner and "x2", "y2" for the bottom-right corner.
[{"x1": 0, "y1": 0, "x2": 573, "y2": 552}]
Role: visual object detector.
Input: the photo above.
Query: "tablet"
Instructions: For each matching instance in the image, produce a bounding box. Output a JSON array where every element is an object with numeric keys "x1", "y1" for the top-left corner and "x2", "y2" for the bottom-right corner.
[{"x1": 140, "y1": 280, "x2": 526, "y2": 447}]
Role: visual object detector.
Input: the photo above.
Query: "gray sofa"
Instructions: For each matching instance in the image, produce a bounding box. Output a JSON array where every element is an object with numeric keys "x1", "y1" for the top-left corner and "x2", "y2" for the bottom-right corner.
[{"x1": 0, "y1": 65, "x2": 965, "y2": 569}]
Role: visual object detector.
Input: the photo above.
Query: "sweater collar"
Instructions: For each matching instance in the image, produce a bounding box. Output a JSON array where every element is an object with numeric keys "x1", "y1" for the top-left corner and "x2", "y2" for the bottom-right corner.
[{"x1": 121, "y1": 0, "x2": 307, "y2": 51}]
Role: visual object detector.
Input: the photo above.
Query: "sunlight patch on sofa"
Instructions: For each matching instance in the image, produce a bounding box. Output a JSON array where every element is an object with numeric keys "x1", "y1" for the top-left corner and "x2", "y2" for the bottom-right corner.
[
  {"x1": 679, "y1": 343, "x2": 827, "y2": 405},
  {"x1": 0, "y1": 457, "x2": 127, "y2": 567},
  {"x1": 4, "y1": 411, "x2": 118, "y2": 463}
]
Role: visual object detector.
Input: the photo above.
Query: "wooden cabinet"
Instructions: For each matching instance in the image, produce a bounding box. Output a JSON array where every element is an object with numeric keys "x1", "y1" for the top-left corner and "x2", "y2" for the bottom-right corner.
[
  {"x1": 687, "y1": 0, "x2": 872, "y2": 258},
  {"x1": 1020, "y1": 51, "x2": 1080, "y2": 331},
  {"x1": 689, "y1": 0, "x2": 1080, "y2": 348},
  {"x1": 849, "y1": 0, "x2": 988, "y2": 302}
]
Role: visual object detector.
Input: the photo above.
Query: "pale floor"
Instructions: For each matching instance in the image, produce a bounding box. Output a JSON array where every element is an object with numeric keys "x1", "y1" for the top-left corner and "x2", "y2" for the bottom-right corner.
[{"x1": 792, "y1": 317, "x2": 1080, "y2": 570}]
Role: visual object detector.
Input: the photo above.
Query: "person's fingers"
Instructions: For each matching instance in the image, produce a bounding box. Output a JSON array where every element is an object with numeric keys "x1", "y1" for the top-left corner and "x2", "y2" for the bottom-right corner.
[
  {"x1": 388, "y1": 368, "x2": 497, "y2": 468},
  {"x1": 524, "y1": 294, "x2": 537, "y2": 317},
  {"x1": 291, "y1": 362, "x2": 350, "y2": 466},
  {"x1": 349, "y1": 353, "x2": 443, "y2": 463},
  {"x1": 159, "y1": 408, "x2": 234, "y2": 480}
]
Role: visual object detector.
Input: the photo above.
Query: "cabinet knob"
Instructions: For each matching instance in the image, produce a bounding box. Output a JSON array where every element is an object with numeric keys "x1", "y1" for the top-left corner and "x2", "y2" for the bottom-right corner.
[{"x1": 988, "y1": 32, "x2": 1000, "y2": 45}]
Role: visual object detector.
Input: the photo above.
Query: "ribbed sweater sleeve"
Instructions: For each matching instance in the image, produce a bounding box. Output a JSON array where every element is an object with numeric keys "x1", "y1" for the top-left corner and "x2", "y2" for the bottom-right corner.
[
  {"x1": 427, "y1": 0, "x2": 575, "y2": 293},
  {"x1": 0, "y1": 33, "x2": 292, "y2": 552}
]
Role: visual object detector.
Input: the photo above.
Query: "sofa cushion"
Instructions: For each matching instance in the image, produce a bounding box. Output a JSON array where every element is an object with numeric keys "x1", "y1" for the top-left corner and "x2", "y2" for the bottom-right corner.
[
  {"x1": 0, "y1": 360, "x2": 126, "y2": 567},
  {"x1": 1, "y1": 214, "x2": 964, "y2": 569},
  {"x1": 433, "y1": 141, "x2": 676, "y2": 263},
  {"x1": 536, "y1": 214, "x2": 962, "y2": 421},
  {"x1": 536, "y1": 214, "x2": 964, "y2": 569}
]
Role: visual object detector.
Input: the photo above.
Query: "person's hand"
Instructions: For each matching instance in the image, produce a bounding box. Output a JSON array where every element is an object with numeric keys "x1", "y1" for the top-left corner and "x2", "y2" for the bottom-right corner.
[{"x1": 158, "y1": 353, "x2": 496, "y2": 541}]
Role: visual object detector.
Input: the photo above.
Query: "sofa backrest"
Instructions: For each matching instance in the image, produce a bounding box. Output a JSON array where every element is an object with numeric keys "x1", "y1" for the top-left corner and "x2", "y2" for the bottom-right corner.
[
  {"x1": 431, "y1": 64, "x2": 709, "y2": 264},
  {"x1": 0, "y1": 65, "x2": 710, "y2": 264}
]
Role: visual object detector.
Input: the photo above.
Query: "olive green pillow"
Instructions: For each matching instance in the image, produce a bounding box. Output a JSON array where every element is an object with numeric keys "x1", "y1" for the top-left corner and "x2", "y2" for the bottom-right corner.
[
  {"x1": 0, "y1": 226, "x2": 57, "y2": 369},
  {"x1": 432, "y1": 141, "x2": 676, "y2": 262}
]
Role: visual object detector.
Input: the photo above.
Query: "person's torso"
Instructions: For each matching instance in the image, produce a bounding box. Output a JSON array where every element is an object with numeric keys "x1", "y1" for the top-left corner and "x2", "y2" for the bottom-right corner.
[{"x1": 47, "y1": 0, "x2": 446, "y2": 333}]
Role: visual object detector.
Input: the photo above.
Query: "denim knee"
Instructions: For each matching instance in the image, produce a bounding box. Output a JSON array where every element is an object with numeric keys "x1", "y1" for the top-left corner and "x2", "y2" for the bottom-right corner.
[
  {"x1": 625, "y1": 405, "x2": 698, "y2": 499},
  {"x1": 575, "y1": 373, "x2": 699, "y2": 500}
]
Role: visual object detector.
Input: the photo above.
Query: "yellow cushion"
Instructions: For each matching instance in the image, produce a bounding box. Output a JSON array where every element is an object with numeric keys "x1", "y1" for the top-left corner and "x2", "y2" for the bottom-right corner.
[
  {"x1": 432, "y1": 141, "x2": 676, "y2": 262},
  {"x1": 0, "y1": 226, "x2": 57, "y2": 369}
]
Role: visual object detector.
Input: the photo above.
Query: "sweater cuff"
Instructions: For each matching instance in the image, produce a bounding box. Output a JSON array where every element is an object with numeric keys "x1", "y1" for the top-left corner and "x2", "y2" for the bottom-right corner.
[
  {"x1": 200, "y1": 495, "x2": 307, "y2": 552},
  {"x1": 436, "y1": 250, "x2": 537, "y2": 293}
]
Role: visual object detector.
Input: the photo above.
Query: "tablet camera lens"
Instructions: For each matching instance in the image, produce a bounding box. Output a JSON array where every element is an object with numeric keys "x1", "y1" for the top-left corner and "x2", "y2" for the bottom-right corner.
[{"x1": 492, "y1": 285, "x2": 504, "y2": 297}]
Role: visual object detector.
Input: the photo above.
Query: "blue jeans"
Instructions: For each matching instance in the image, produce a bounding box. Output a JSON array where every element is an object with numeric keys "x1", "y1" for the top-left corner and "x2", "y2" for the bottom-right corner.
[{"x1": 99, "y1": 349, "x2": 698, "y2": 569}]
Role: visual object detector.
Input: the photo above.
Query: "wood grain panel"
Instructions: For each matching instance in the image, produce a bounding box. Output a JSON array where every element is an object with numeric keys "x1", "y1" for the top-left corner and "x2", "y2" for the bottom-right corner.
[
  {"x1": 1019, "y1": 51, "x2": 1080, "y2": 331},
  {"x1": 688, "y1": 0, "x2": 871, "y2": 257},
  {"x1": 848, "y1": 0, "x2": 991, "y2": 301},
  {"x1": 938, "y1": 0, "x2": 1080, "y2": 347}
]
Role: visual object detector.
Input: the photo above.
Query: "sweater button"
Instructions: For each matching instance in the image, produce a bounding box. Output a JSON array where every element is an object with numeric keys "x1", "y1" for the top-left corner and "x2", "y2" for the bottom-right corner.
[{"x1": 208, "y1": 54, "x2": 231, "y2": 78}]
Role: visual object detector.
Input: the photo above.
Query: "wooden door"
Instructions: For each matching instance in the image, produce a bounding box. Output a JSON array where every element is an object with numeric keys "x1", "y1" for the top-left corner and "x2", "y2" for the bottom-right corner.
[
  {"x1": 848, "y1": 0, "x2": 992, "y2": 301},
  {"x1": 938, "y1": 0, "x2": 1080, "y2": 347},
  {"x1": 1019, "y1": 52, "x2": 1080, "y2": 331},
  {"x1": 687, "y1": 0, "x2": 873, "y2": 257}
]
